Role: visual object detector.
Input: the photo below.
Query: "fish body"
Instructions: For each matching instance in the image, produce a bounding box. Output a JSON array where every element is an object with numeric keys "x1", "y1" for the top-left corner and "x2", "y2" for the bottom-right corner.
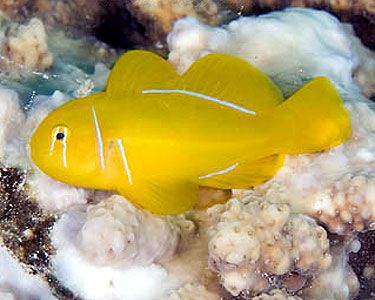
[{"x1": 30, "y1": 51, "x2": 351, "y2": 214}]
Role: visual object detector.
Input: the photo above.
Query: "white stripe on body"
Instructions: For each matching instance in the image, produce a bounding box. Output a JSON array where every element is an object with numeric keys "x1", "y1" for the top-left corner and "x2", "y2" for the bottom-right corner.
[
  {"x1": 117, "y1": 138, "x2": 133, "y2": 185},
  {"x1": 91, "y1": 105, "x2": 105, "y2": 169},
  {"x1": 142, "y1": 89, "x2": 257, "y2": 115},
  {"x1": 199, "y1": 162, "x2": 239, "y2": 180}
]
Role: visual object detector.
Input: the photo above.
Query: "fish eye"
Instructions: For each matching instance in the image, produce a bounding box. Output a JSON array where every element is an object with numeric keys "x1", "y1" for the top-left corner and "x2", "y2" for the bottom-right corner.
[{"x1": 56, "y1": 132, "x2": 65, "y2": 140}]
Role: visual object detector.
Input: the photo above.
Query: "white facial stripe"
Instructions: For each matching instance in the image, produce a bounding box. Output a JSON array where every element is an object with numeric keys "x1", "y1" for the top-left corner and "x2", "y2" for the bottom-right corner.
[
  {"x1": 142, "y1": 89, "x2": 256, "y2": 115},
  {"x1": 92, "y1": 105, "x2": 105, "y2": 169},
  {"x1": 199, "y1": 162, "x2": 239, "y2": 180},
  {"x1": 117, "y1": 138, "x2": 133, "y2": 185},
  {"x1": 49, "y1": 127, "x2": 60, "y2": 156},
  {"x1": 62, "y1": 127, "x2": 68, "y2": 168}
]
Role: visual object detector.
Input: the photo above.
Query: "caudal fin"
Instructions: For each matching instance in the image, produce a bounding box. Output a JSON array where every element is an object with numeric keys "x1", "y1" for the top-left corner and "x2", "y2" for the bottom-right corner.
[{"x1": 274, "y1": 77, "x2": 351, "y2": 154}]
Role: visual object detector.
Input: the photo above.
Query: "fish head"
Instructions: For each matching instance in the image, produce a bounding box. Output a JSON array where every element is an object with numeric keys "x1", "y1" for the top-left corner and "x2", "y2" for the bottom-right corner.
[{"x1": 30, "y1": 95, "x2": 104, "y2": 188}]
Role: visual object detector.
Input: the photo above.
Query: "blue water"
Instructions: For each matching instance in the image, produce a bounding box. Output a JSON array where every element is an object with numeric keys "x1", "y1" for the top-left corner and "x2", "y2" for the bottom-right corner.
[{"x1": 0, "y1": 30, "x2": 116, "y2": 111}]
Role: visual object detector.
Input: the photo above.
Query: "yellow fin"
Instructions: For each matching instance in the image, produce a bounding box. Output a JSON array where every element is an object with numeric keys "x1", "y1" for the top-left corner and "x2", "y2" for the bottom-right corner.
[
  {"x1": 106, "y1": 50, "x2": 178, "y2": 97},
  {"x1": 120, "y1": 178, "x2": 198, "y2": 215},
  {"x1": 273, "y1": 77, "x2": 351, "y2": 154},
  {"x1": 179, "y1": 53, "x2": 283, "y2": 113},
  {"x1": 199, "y1": 154, "x2": 285, "y2": 189}
]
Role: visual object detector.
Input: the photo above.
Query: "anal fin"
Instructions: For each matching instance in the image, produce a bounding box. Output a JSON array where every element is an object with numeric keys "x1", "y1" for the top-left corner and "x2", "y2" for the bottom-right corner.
[{"x1": 199, "y1": 154, "x2": 285, "y2": 189}]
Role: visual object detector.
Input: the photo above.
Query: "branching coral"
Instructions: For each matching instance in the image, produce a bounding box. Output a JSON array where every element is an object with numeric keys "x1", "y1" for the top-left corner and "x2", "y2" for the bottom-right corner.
[{"x1": 207, "y1": 199, "x2": 331, "y2": 296}]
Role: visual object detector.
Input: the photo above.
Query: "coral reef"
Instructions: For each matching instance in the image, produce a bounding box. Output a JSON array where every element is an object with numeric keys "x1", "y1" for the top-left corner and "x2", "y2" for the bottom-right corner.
[
  {"x1": 0, "y1": 167, "x2": 79, "y2": 299},
  {"x1": 238, "y1": 101, "x2": 375, "y2": 234},
  {"x1": 1, "y1": 0, "x2": 371, "y2": 53},
  {"x1": 76, "y1": 195, "x2": 194, "y2": 266},
  {"x1": 167, "y1": 8, "x2": 368, "y2": 93},
  {"x1": 0, "y1": 88, "x2": 25, "y2": 167},
  {"x1": 301, "y1": 242, "x2": 360, "y2": 299},
  {"x1": 1, "y1": 18, "x2": 53, "y2": 71},
  {"x1": 0, "y1": 6, "x2": 373, "y2": 300},
  {"x1": 207, "y1": 199, "x2": 330, "y2": 296},
  {"x1": 167, "y1": 8, "x2": 375, "y2": 235},
  {"x1": 167, "y1": 283, "x2": 218, "y2": 300},
  {"x1": 224, "y1": 0, "x2": 374, "y2": 49},
  {"x1": 0, "y1": 0, "x2": 30, "y2": 18},
  {"x1": 251, "y1": 289, "x2": 303, "y2": 300},
  {"x1": 49, "y1": 195, "x2": 196, "y2": 299},
  {"x1": 349, "y1": 230, "x2": 375, "y2": 299}
]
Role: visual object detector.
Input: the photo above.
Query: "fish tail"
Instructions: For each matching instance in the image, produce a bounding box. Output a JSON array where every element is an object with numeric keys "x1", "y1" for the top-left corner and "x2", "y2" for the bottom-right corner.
[{"x1": 274, "y1": 77, "x2": 351, "y2": 154}]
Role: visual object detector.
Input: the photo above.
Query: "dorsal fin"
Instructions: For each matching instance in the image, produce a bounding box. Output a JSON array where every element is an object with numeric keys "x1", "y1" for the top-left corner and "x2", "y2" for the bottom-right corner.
[
  {"x1": 178, "y1": 53, "x2": 283, "y2": 113},
  {"x1": 106, "y1": 50, "x2": 178, "y2": 97}
]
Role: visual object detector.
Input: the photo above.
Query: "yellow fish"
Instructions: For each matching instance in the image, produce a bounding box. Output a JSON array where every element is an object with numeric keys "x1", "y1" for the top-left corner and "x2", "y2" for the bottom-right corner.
[{"x1": 30, "y1": 50, "x2": 351, "y2": 214}]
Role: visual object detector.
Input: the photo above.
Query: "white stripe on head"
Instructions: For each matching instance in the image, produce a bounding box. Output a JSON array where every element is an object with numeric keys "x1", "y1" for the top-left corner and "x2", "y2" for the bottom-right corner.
[
  {"x1": 91, "y1": 105, "x2": 105, "y2": 169},
  {"x1": 117, "y1": 138, "x2": 133, "y2": 185},
  {"x1": 62, "y1": 127, "x2": 68, "y2": 168},
  {"x1": 49, "y1": 127, "x2": 60, "y2": 156},
  {"x1": 199, "y1": 162, "x2": 239, "y2": 180},
  {"x1": 142, "y1": 89, "x2": 257, "y2": 115}
]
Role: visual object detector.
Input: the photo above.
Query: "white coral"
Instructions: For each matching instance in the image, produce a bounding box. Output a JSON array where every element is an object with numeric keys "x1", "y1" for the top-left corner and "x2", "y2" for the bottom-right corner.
[
  {"x1": 51, "y1": 195, "x2": 195, "y2": 299},
  {"x1": 0, "y1": 247, "x2": 53, "y2": 299},
  {"x1": 302, "y1": 251, "x2": 360, "y2": 300},
  {"x1": 207, "y1": 199, "x2": 331, "y2": 296},
  {"x1": 0, "y1": 87, "x2": 25, "y2": 167},
  {"x1": 4, "y1": 18, "x2": 53, "y2": 71},
  {"x1": 168, "y1": 8, "x2": 367, "y2": 92},
  {"x1": 167, "y1": 283, "x2": 217, "y2": 300},
  {"x1": 77, "y1": 195, "x2": 194, "y2": 266},
  {"x1": 236, "y1": 101, "x2": 375, "y2": 234},
  {"x1": 27, "y1": 170, "x2": 90, "y2": 212},
  {"x1": 0, "y1": 292, "x2": 16, "y2": 300}
]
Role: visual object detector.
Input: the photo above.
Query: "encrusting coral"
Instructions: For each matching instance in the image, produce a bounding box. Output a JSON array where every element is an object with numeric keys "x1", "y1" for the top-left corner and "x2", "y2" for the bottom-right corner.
[
  {"x1": 0, "y1": 7, "x2": 373, "y2": 300},
  {"x1": 239, "y1": 102, "x2": 375, "y2": 234},
  {"x1": 207, "y1": 199, "x2": 331, "y2": 296},
  {"x1": 76, "y1": 195, "x2": 194, "y2": 266},
  {"x1": 251, "y1": 289, "x2": 303, "y2": 300},
  {"x1": 167, "y1": 8, "x2": 375, "y2": 235},
  {"x1": 167, "y1": 283, "x2": 218, "y2": 300},
  {"x1": 1, "y1": 18, "x2": 53, "y2": 71}
]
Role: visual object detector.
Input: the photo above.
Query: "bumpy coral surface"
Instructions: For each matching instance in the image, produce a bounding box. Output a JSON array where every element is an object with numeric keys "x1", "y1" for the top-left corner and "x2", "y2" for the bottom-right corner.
[
  {"x1": 251, "y1": 289, "x2": 303, "y2": 300},
  {"x1": 0, "y1": 7, "x2": 373, "y2": 300},
  {"x1": 239, "y1": 102, "x2": 375, "y2": 234},
  {"x1": 2, "y1": 18, "x2": 53, "y2": 71},
  {"x1": 168, "y1": 8, "x2": 365, "y2": 92},
  {"x1": 167, "y1": 7, "x2": 375, "y2": 235},
  {"x1": 207, "y1": 199, "x2": 331, "y2": 295},
  {"x1": 302, "y1": 249, "x2": 360, "y2": 299},
  {"x1": 77, "y1": 195, "x2": 193, "y2": 266},
  {"x1": 167, "y1": 283, "x2": 218, "y2": 300},
  {"x1": 49, "y1": 194, "x2": 196, "y2": 299},
  {"x1": 0, "y1": 88, "x2": 25, "y2": 166}
]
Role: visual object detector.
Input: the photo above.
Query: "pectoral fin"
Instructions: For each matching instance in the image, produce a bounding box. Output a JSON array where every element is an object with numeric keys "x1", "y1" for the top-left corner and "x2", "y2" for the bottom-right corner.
[
  {"x1": 199, "y1": 154, "x2": 285, "y2": 189},
  {"x1": 119, "y1": 178, "x2": 198, "y2": 215}
]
